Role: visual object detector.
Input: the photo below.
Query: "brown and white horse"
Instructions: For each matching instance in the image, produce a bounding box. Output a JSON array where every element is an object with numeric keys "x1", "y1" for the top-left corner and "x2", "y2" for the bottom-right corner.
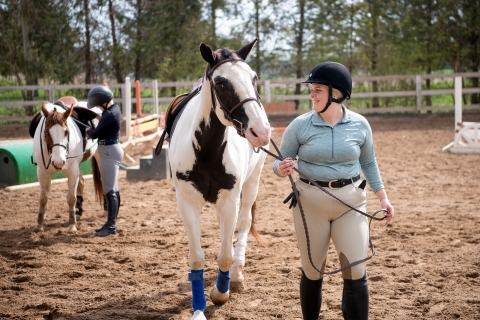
[
  {"x1": 167, "y1": 39, "x2": 271, "y2": 320},
  {"x1": 32, "y1": 101, "x2": 102, "y2": 233}
]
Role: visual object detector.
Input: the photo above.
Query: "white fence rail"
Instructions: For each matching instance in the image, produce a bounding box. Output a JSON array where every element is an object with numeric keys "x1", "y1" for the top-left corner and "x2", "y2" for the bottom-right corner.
[{"x1": 1, "y1": 72, "x2": 480, "y2": 126}]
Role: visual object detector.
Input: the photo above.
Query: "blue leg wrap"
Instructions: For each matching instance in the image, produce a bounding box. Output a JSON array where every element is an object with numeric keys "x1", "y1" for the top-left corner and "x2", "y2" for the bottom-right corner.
[
  {"x1": 216, "y1": 269, "x2": 230, "y2": 293},
  {"x1": 188, "y1": 269, "x2": 206, "y2": 312}
]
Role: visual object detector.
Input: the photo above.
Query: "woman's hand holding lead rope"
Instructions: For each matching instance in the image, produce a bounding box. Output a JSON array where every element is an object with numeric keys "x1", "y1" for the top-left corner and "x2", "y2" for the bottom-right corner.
[{"x1": 278, "y1": 157, "x2": 295, "y2": 177}]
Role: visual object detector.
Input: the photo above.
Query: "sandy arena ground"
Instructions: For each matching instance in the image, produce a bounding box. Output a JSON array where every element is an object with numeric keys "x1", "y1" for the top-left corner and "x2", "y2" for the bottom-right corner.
[{"x1": 0, "y1": 113, "x2": 479, "y2": 319}]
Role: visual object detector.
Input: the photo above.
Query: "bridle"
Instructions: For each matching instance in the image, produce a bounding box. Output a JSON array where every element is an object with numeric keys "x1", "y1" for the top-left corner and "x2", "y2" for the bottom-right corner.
[
  {"x1": 38, "y1": 113, "x2": 97, "y2": 170},
  {"x1": 206, "y1": 58, "x2": 262, "y2": 137},
  {"x1": 39, "y1": 117, "x2": 70, "y2": 170}
]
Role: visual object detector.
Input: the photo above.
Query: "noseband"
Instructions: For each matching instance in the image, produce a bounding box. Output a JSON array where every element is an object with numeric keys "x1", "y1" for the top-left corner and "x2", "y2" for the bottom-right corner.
[
  {"x1": 206, "y1": 58, "x2": 262, "y2": 137},
  {"x1": 39, "y1": 117, "x2": 70, "y2": 169}
]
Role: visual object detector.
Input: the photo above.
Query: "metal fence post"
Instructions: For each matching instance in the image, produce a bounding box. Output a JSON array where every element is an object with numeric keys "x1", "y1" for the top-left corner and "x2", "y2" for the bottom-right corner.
[
  {"x1": 415, "y1": 75, "x2": 422, "y2": 113},
  {"x1": 49, "y1": 86, "x2": 55, "y2": 102},
  {"x1": 265, "y1": 80, "x2": 271, "y2": 103}
]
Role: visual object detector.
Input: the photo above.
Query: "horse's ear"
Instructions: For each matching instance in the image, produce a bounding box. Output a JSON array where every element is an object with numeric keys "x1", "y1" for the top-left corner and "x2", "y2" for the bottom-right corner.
[
  {"x1": 236, "y1": 38, "x2": 258, "y2": 61},
  {"x1": 41, "y1": 102, "x2": 50, "y2": 118},
  {"x1": 200, "y1": 42, "x2": 216, "y2": 66},
  {"x1": 63, "y1": 103, "x2": 74, "y2": 120}
]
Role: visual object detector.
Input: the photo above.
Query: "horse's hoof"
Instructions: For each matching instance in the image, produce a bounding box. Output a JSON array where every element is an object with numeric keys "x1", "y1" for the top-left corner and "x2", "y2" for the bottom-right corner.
[
  {"x1": 190, "y1": 310, "x2": 207, "y2": 320},
  {"x1": 75, "y1": 214, "x2": 81, "y2": 221},
  {"x1": 230, "y1": 281, "x2": 245, "y2": 293},
  {"x1": 67, "y1": 226, "x2": 78, "y2": 233},
  {"x1": 210, "y1": 286, "x2": 229, "y2": 305},
  {"x1": 34, "y1": 226, "x2": 44, "y2": 233}
]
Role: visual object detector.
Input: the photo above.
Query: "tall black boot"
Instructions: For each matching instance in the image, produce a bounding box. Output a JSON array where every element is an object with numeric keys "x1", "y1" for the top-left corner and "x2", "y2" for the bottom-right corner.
[
  {"x1": 95, "y1": 190, "x2": 118, "y2": 237},
  {"x1": 342, "y1": 274, "x2": 369, "y2": 320},
  {"x1": 95, "y1": 191, "x2": 121, "y2": 232},
  {"x1": 300, "y1": 270, "x2": 323, "y2": 320}
]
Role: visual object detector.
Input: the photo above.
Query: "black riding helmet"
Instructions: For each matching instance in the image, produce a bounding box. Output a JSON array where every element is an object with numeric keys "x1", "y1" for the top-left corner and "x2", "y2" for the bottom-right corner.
[
  {"x1": 87, "y1": 85, "x2": 113, "y2": 109},
  {"x1": 303, "y1": 62, "x2": 352, "y2": 113}
]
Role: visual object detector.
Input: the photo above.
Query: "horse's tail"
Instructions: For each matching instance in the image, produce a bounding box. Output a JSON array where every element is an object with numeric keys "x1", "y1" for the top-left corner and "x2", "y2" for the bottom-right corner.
[
  {"x1": 250, "y1": 201, "x2": 269, "y2": 247},
  {"x1": 91, "y1": 156, "x2": 104, "y2": 204}
]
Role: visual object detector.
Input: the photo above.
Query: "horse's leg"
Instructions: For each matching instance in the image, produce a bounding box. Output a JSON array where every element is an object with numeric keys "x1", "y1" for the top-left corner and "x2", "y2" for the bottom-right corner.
[
  {"x1": 35, "y1": 169, "x2": 52, "y2": 232},
  {"x1": 76, "y1": 173, "x2": 84, "y2": 218},
  {"x1": 210, "y1": 194, "x2": 239, "y2": 305},
  {"x1": 66, "y1": 165, "x2": 81, "y2": 233},
  {"x1": 176, "y1": 190, "x2": 207, "y2": 320},
  {"x1": 230, "y1": 161, "x2": 265, "y2": 293}
]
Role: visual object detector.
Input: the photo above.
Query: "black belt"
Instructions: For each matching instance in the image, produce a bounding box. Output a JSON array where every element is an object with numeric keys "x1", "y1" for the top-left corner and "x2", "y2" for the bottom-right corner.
[
  {"x1": 299, "y1": 174, "x2": 361, "y2": 189},
  {"x1": 98, "y1": 139, "x2": 119, "y2": 146}
]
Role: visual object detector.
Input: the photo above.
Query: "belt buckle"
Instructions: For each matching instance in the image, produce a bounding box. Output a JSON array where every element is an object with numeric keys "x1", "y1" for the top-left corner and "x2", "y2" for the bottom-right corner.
[
  {"x1": 328, "y1": 179, "x2": 339, "y2": 190},
  {"x1": 99, "y1": 140, "x2": 105, "y2": 145}
]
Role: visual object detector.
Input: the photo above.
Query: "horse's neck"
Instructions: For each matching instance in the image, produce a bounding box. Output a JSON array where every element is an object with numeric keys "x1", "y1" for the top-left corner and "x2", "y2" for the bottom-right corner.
[{"x1": 191, "y1": 80, "x2": 215, "y2": 124}]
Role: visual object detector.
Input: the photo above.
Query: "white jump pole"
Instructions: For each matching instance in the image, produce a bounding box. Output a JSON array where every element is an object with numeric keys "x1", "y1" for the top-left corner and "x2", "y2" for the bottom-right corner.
[
  {"x1": 454, "y1": 76, "x2": 462, "y2": 133},
  {"x1": 125, "y1": 77, "x2": 132, "y2": 138}
]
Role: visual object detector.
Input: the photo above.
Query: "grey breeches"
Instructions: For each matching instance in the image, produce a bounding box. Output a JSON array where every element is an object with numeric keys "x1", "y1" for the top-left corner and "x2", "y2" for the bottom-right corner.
[
  {"x1": 292, "y1": 177, "x2": 369, "y2": 281},
  {"x1": 98, "y1": 144, "x2": 124, "y2": 194}
]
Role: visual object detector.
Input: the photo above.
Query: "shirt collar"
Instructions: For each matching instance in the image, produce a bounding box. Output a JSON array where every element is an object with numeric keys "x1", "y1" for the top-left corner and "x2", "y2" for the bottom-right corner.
[{"x1": 311, "y1": 105, "x2": 351, "y2": 127}]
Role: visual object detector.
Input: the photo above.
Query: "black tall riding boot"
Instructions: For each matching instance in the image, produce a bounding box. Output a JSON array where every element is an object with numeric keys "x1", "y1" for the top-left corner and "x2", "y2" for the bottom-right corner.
[
  {"x1": 342, "y1": 274, "x2": 369, "y2": 320},
  {"x1": 94, "y1": 190, "x2": 118, "y2": 237},
  {"x1": 300, "y1": 270, "x2": 323, "y2": 320},
  {"x1": 95, "y1": 191, "x2": 121, "y2": 232}
]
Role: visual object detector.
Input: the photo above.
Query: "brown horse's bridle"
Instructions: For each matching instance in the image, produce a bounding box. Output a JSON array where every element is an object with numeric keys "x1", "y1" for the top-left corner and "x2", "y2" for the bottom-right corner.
[
  {"x1": 39, "y1": 117, "x2": 70, "y2": 170},
  {"x1": 206, "y1": 58, "x2": 262, "y2": 137}
]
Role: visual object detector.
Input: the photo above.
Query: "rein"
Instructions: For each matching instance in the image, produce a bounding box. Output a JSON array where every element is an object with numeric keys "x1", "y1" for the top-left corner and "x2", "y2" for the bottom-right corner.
[
  {"x1": 206, "y1": 58, "x2": 262, "y2": 137},
  {"x1": 260, "y1": 138, "x2": 387, "y2": 275}
]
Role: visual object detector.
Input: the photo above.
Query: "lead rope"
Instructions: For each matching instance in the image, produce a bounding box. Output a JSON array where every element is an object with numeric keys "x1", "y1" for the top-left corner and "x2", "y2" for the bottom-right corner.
[{"x1": 260, "y1": 138, "x2": 387, "y2": 275}]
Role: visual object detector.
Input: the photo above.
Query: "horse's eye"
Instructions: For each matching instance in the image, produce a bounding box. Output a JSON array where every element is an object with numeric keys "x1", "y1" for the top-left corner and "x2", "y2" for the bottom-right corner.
[
  {"x1": 217, "y1": 83, "x2": 225, "y2": 90},
  {"x1": 45, "y1": 132, "x2": 49, "y2": 136},
  {"x1": 64, "y1": 131, "x2": 68, "y2": 137}
]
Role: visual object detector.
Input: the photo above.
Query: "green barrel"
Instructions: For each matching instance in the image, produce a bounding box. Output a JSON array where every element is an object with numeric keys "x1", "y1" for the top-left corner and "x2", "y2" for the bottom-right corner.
[{"x1": 0, "y1": 140, "x2": 92, "y2": 186}]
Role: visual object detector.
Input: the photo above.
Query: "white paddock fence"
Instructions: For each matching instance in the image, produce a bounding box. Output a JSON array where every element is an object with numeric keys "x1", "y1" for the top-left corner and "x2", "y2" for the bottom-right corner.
[{"x1": 1, "y1": 72, "x2": 480, "y2": 138}]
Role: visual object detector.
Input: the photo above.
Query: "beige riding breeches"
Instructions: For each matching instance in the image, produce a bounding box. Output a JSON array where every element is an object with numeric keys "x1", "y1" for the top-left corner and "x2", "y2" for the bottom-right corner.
[{"x1": 292, "y1": 177, "x2": 369, "y2": 280}]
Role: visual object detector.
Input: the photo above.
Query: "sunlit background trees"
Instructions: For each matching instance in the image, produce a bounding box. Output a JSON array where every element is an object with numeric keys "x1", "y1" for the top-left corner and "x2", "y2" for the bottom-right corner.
[{"x1": 1, "y1": 0, "x2": 478, "y2": 87}]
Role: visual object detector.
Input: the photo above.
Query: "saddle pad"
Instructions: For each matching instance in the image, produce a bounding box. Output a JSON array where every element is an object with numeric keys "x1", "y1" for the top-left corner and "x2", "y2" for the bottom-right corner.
[{"x1": 165, "y1": 85, "x2": 202, "y2": 136}]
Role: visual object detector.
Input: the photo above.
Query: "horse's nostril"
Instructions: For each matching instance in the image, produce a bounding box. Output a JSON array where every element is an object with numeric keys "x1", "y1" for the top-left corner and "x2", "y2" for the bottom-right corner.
[{"x1": 250, "y1": 128, "x2": 258, "y2": 138}]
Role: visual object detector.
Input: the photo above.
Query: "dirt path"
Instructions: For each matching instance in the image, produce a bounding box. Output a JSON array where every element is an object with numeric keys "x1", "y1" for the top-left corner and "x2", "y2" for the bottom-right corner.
[{"x1": 1, "y1": 114, "x2": 479, "y2": 319}]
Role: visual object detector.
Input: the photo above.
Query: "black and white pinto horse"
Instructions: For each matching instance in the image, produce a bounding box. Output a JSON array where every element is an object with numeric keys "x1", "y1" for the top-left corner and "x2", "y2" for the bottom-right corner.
[{"x1": 167, "y1": 39, "x2": 271, "y2": 320}]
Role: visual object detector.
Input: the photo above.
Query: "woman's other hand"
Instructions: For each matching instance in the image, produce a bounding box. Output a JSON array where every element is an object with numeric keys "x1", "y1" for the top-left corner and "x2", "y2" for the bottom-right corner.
[{"x1": 278, "y1": 157, "x2": 295, "y2": 177}]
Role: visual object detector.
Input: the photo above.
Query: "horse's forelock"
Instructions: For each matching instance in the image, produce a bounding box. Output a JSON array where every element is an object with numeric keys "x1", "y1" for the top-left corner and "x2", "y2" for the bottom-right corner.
[
  {"x1": 46, "y1": 107, "x2": 67, "y2": 127},
  {"x1": 206, "y1": 48, "x2": 242, "y2": 75}
]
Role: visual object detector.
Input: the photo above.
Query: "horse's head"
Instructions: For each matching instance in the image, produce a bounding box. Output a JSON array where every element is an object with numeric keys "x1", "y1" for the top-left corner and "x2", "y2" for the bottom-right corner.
[
  {"x1": 200, "y1": 39, "x2": 271, "y2": 148},
  {"x1": 41, "y1": 101, "x2": 73, "y2": 170}
]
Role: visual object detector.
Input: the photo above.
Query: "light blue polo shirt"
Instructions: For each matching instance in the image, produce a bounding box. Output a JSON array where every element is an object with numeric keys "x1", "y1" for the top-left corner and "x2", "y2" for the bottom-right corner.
[{"x1": 273, "y1": 107, "x2": 384, "y2": 193}]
